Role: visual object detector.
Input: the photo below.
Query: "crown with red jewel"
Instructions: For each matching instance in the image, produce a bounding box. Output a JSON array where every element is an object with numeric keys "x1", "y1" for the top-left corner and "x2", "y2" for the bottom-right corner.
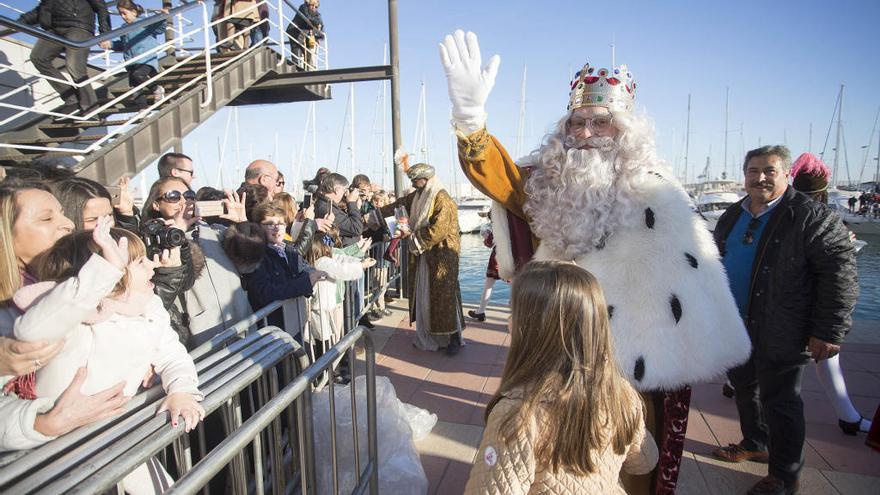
[{"x1": 567, "y1": 63, "x2": 636, "y2": 113}]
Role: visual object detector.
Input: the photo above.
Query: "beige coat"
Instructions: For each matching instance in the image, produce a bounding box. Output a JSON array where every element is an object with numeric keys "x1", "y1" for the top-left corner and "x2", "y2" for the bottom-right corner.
[{"x1": 464, "y1": 395, "x2": 658, "y2": 494}]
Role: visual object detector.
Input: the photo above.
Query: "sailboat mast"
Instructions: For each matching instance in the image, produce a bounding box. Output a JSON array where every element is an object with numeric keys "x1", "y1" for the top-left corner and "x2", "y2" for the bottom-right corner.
[
  {"x1": 382, "y1": 43, "x2": 388, "y2": 188},
  {"x1": 684, "y1": 94, "x2": 691, "y2": 184},
  {"x1": 875, "y1": 116, "x2": 880, "y2": 184},
  {"x1": 833, "y1": 84, "x2": 844, "y2": 188},
  {"x1": 723, "y1": 87, "x2": 729, "y2": 180},
  {"x1": 422, "y1": 81, "x2": 429, "y2": 164}
]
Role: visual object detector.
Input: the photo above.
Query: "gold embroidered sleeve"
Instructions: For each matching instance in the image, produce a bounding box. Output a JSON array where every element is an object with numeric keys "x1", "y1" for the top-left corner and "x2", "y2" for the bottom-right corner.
[{"x1": 456, "y1": 127, "x2": 527, "y2": 219}]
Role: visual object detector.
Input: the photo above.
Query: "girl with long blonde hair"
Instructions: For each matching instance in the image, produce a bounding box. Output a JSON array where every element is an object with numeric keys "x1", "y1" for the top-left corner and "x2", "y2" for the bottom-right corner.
[{"x1": 465, "y1": 261, "x2": 658, "y2": 494}]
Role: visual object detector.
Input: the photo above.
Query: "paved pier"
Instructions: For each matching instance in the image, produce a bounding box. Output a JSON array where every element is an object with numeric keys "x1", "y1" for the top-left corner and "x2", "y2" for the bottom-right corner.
[{"x1": 360, "y1": 298, "x2": 879, "y2": 494}]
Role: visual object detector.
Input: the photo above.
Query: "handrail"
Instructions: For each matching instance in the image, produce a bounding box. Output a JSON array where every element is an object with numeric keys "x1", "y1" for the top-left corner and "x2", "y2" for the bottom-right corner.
[{"x1": 0, "y1": 0, "x2": 197, "y2": 49}]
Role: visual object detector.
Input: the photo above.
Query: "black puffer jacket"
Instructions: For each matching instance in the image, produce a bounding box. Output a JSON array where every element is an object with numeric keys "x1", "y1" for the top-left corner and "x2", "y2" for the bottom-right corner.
[
  {"x1": 713, "y1": 186, "x2": 858, "y2": 364},
  {"x1": 20, "y1": 0, "x2": 111, "y2": 34},
  {"x1": 313, "y1": 193, "x2": 364, "y2": 247},
  {"x1": 152, "y1": 242, "x2": 203, "y2": 345}
]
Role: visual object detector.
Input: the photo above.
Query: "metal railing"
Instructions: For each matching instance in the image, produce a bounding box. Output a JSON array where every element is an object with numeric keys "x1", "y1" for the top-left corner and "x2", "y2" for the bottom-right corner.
[
  {"x1": 0, "y1": 239, "x2": 402, "y2": 494},
  {"x1": 0, "y1": 0, "x2": 329, "y2": 152},
  {"x1": 169, "y1": 325, "x2": 379, "y2": 495}
]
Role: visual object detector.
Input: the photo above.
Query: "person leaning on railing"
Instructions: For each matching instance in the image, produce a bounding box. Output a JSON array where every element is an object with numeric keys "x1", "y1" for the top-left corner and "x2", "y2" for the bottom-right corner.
[
  {"x1": 285, "y1": 0, "x2": 323, "y2": 70},
  {"x1": 18, "y1": 0, "x2": 113, "y2": 119},
  {"x1": 0, "y1": 181, "x2": 128, "y2": 450}
]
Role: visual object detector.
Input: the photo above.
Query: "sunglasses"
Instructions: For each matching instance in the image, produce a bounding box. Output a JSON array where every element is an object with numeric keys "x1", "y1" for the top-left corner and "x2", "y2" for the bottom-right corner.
[
  {"x1": 159, "y1": 190, "x2": 196, "y2": 202},
  {"x1": 174, "y1": 168, "x2": 194, "y2": 176},
  {"x1": 567, "y1": 115, "x2": 614, "y2": 132},
  {"x1": 742, "y1": 218, "x2": 761, "y2": 245}
]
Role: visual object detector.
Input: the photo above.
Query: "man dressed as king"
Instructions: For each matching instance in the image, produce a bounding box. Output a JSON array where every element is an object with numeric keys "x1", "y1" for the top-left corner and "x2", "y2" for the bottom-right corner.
[{"x1": 439, "y1": 30, "x2": 752, "y2": 493}]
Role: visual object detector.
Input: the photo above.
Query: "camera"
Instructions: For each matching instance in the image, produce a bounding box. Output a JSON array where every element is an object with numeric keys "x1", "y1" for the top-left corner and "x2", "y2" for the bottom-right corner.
[
  {"x1": 141, "y1": 219, "x2": 186, "y2": 258},
  {"x1": 302, "y1": 179, "x2": 319, "y2": 194}
]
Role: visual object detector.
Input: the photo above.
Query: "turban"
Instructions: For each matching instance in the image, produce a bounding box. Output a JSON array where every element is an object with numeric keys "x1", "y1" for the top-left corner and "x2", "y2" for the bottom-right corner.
[{"x1": 406, "y1": 163, "x2": 435, "y2": 180}]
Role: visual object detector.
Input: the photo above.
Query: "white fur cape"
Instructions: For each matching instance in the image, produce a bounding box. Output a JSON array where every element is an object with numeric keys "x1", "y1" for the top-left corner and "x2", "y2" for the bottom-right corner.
[{"x1": 492, "y1": 167, "x2": 751, "y2": 392}]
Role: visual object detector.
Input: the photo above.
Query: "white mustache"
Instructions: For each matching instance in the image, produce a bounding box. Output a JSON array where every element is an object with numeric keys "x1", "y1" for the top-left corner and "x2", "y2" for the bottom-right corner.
[{"x1": 563, "y1": 135, "x2": 617, "y2": 151}]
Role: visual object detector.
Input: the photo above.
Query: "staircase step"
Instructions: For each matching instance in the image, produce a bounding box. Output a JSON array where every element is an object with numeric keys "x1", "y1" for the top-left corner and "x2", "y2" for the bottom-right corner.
[
  {"x1": 7, "y1": 134, "x2": 107, "y2": 145},
  {"x1": 39, "y1": 119, "x2": 130, "y2": 130},
  {"x1": 0, "y1": 151, "x2": 81, "y2": 162}
]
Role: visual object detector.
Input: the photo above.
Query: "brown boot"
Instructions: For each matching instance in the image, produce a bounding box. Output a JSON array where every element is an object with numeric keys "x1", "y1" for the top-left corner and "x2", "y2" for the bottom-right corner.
[
  {"x1": 711, "y1": 443, "x2": 769, "y2": 463},
  {"x1": 747, "y1": 475, "x2": 799, "y2": 495}
]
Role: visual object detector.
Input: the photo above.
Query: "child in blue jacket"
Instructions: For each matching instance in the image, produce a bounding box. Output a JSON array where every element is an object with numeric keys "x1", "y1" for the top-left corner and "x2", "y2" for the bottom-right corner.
[{"x1": 112, "y1": 0, "x2": 166, "y2": 108}]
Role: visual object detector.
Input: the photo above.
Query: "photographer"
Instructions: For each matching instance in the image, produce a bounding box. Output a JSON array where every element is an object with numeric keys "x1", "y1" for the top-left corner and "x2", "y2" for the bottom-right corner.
[
  {"x1": 313, "y1": 173, "x2": 364, "y2": 247},
  {"x1": 142, "y1": 178, "x2": 201, "y2": 344}
]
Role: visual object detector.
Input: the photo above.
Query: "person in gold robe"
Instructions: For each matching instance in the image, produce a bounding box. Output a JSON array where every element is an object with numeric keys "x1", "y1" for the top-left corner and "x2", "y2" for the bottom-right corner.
[{"x1": 380, "y1": 162, "x2": 466, "y2": 355}]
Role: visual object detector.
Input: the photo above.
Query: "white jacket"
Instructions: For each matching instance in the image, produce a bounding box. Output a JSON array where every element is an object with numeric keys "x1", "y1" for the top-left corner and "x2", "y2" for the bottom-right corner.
[
  {"x1": 0, "y1": 255, "x2": 201, "y2": 451},
  {"x1": 305, "y1": 255, "x2": 363, "y2": 343}
]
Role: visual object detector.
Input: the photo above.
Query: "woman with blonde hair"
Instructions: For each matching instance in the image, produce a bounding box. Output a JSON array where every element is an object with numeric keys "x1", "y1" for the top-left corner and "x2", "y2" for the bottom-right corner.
[{"x1": 465, "y1": 261, "x2": 657, "y2": 494}]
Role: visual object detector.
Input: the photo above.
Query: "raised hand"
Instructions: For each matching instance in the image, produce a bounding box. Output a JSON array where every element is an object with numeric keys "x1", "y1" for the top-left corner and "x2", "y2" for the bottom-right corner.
[
  {"x1": 302, "y1": 202, "x2": 316, "y2": 220},
  {"x1": 438, "y1": 30, "x2": 500, "y2": 123},
  {"x1": 221, "y1": 189, "x2": 247, "y2": 223},
  {"x1": 93, "y1": 215, "x2": 129, "y2": 270},
  {"x1": 116, "y1": 177, "x2": 134, "y2": 216}
]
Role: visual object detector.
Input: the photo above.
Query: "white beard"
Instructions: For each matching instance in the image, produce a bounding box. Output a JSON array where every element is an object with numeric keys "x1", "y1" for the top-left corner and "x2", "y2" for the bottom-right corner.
[{"x1": 524, "y1": 139, "x2": 641, "y2": 259}]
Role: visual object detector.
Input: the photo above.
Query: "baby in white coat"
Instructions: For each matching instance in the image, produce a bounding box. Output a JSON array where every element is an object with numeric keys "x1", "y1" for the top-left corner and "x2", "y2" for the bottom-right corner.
[{"x1": 5, "y1": 217, "x2": 203, "y2": 493}]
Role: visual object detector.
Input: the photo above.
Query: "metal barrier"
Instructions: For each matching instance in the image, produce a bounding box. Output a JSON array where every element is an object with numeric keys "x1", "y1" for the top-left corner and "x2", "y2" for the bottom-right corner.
[
  {"x1": 169, "y1": 325, "x2": 379, "y2": 495},
  {"x1": 0, "y1": 0, "x2": 329, "y2": 149},
  {"x1": 0, "y1": 238, "x2": 402, "y2": 494}
]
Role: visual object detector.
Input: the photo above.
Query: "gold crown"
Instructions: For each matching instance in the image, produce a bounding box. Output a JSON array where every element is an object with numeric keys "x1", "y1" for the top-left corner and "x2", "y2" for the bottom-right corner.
[{"x1": 568, "y1": 63, "x2": 636, "y2": 113}]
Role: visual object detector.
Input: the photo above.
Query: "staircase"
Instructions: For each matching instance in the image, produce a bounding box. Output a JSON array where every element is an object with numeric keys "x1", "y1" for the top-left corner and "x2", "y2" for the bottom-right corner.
[{"x1": 0, "y1": 44, "x2": 330, "y2": 184}]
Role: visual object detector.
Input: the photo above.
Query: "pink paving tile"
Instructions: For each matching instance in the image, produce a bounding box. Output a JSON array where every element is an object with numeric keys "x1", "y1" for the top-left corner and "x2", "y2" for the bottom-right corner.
[
  {"x1": 427, "y1": 362, "x2": 494, "y2": 394},
  {"x1": 419, "y1": 454, "x2": 450, "y2": 495},
  {"x1": 451, "y1": 340, "x2": 507, "y2": 366},
  {"x1": 462, "y1": 327, "x2": 507, "y2": 345},
  {"x1": 802, "y1": 389, "x2": 844, "y2": 426},
  {"x1": 805, "y1": 423, "x2": 880, "y2": 476},
  {"x1": 684, "y1": 409, "x2": 720, "y2": 456},
  {"x1": 408, "y1": 382, "x2": 482, "y2": 424},
  {"x1": 840, "y1": 370, "x2": 880, "y2": 398},
  {"x1": 839, "y1": 350, "x2": 880, "y2": 373},
  {"x1": 435, "y1": 460, "x2": 474, "y2": 495},
  {"x1": 383, "y1": 376, "x2": 422, "y2": 403},
  {"x1": 467, "y1": 393, "x2": 490, "y2": 427},
  {"x1": 377, "y1": 355, "x2": 436, "y2": 381}
]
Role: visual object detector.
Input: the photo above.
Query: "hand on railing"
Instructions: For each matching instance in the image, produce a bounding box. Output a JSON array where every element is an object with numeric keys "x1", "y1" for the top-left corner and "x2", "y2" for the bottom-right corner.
[{"x1": 157, "y1": 392, "x2": 205, "y2": 432}]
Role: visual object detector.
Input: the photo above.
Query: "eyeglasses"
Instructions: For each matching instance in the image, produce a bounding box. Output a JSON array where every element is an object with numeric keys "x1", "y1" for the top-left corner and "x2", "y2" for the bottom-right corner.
[
  {"x1": 276, "y1": 180, "x2": 286, "y2": 187},
  {"x1": 742, "y1": 218, "x2": 761, "y2": 245},
  {"x1": 261, "y1": 222, "x2": 286, "y2": 230},
  {"x1": 567, "y1": 115, "x2": 614, "y2": 133},
  {"x1": 159, "y1": 190, "x2": 196, "y2": 202},
  {"x1": 174, "y1": 168, "x2": 194, "y2": 177}
]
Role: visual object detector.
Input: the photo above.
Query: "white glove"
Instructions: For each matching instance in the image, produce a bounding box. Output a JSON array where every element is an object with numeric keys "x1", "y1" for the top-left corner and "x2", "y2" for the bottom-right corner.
[{"x1": 439, "y1": 30, "x2": 500, "y2": 134}]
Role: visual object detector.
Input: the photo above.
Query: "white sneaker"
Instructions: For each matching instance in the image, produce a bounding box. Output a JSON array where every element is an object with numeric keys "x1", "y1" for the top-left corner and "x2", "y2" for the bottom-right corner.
[{"x1": 153, "y1": 86, "x2": 165, "y2": 99}]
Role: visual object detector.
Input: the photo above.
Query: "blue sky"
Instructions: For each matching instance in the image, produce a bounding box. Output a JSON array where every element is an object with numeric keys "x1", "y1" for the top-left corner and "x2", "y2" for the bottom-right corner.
[{"x1": 13, "y1": 0, "x2": 879, "y2": 192}]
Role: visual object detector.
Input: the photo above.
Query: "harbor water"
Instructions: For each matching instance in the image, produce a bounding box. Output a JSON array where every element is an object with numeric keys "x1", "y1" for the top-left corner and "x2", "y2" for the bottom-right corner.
[{"x1": 457, "y1": 233, "x2": 880, "y2": 321}]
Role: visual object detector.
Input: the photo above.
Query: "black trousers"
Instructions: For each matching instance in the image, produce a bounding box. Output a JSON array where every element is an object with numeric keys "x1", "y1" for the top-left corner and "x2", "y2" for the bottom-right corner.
[
  {"x1": 727, "y1": 355, "x2": 806, "y2": 484},
  {"x1": 30, "y1": 27, "x2": 97, "y2": 111},
  {"x1": 127, "y1": 63, "x2": 158, "y2": 106}
]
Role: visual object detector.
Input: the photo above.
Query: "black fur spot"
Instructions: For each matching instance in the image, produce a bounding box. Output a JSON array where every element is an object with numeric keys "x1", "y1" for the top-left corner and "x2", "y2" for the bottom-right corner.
[
  {"x1": 634, "y1": 356, "x2": 645, "y2": 382},
  {"x1": 596, "y1": 235, "x2": 607, "y2": 250},
  {"x1": 645, "y1": 208, "x2": 655, "y2": 229},
  {"x1": 685, "y1": 253, "x2": 698, "y2": 268},
  {"x1": 607, "y1": 305, "x2": 614, "y2": 319},
  {"x1": 670, "y1": 295, "x2": 682, "y2": 323}
]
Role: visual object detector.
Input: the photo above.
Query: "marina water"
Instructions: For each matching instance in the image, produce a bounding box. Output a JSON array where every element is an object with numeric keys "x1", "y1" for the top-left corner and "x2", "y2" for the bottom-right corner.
[{"x1": 457, "y1": 233, "x2": 880, "y2": 321}]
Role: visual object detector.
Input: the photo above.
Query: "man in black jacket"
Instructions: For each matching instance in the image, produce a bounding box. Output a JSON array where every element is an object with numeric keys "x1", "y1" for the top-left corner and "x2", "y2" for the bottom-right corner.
[
  {"x1": 313, "y1": 173, "x2": 364, "y2": 247},
  {"x1": 711, "y1": 145, "x2": 858, "y2": 495},
  {"x1": 19, "y1": 0, "x2": 112, "y2": 116}
]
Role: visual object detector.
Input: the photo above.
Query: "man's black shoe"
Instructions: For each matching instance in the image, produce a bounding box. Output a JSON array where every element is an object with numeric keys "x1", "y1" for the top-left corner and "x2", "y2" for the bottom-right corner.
[
  {"x1": 52, "y1": 103, "x2": 81, "y2": 122},
  {"x1": 445, "y1": 336, "x2": 461, "y2": 356},
  {"x1": 358, "y1": 316, "x2": 375, "y2": 329},
  {"x1": 367, "y1": 310, "x2": 382, "y2": 321},
  {"x1": 468, "y1": 310, "x2": 486, "y2": 322}
]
